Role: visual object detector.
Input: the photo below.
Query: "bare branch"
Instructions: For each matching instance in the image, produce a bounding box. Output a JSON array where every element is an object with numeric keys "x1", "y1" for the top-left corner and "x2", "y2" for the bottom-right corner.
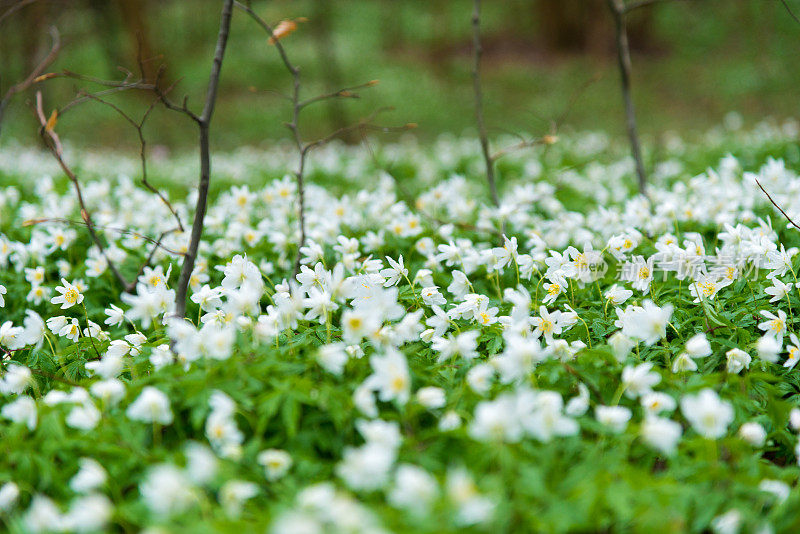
[
  {"x1": 490, "y1": 135, "x2": 557, "y2": 163},
  {"x1": 234, "y1": 0, "x2": 309, "y2": 273},
  {"x1": 0, "y1": 0, "x2": 37, "y2": 26},
  {"x1": 45, "y1": 68, "x2": 201, "y2": 124},
  {"x1": 23, "y1": 218, "x2": 186, "y2": 257},
  {"x1": 75, "y1": 90, "x2": 185, "y2": 233},
  {"x1": 607, "y1": 0, "x2": 648, "y2": 194},
  {"x1": 34, "y1": 91, "x2": 132, "y2": 290},
  {"x1": 298, "y1": 80, "x2": 380, "y2": 110},
  {"x1": 471, "y1": 0, "x2": 499, "y2": 207},
  {"x1": 780, "y1": 0, "x2": 800, "y2": 26},
  {"x1": 0, "y1": 26, "x2": 60, "y2": 137},
  {"x1": 173, "y1": 0, "x2": 235, "y2": 319},
  {"x1": 754, "y1": 179, "x2": 800, "y2": 232}
]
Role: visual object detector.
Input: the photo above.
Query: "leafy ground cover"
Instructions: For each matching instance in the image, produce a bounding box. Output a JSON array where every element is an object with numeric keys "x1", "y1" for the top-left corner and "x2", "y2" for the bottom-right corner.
[{"x1": 1, "y1": 120, "x2": 800, "y2": 532}]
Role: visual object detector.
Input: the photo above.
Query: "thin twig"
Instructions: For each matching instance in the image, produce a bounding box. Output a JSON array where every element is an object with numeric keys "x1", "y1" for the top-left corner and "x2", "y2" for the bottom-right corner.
[
  {"x1": 23, "y1": 217, "x2": 186, "y2": 256},
  {"x1": 471, "y1": 0, "x2": 499, "y2": 207},
  {"x1": 780, "y1": 0, "x2": 800, "y2": 26},
  {"x1": 75, "y1": 89, "x2": 184, "y2": 233},
  {"x1": 608, "y1": 0, "x2": 648, "y2": 194},
  {"x1": 173, "y1": 0, "x2": 235, "y2": 319},
  {"x1": 233, "y1": 1, "x2": 307, "y2": 273},
  {"x1": 236, "y1": 0, "x2": 411, "y2": 275},
  {"x1": 0, "y1": 26, "x2": 60, "y2": 137},
  {"x1": 298, "y1": 80, "x2": 379, "y2": 110},
  {"x1": 491, "y1": 136, "x2": 555, "y2": 163},
  {"x1": 0, "y1": 0, "x2": 37, "y2": 27},
  {"x1": 755, "y1": 179, "x2": 800, "y2": 231},
  {"x1": 34, "y1": 91, "x2": 132, "y2": 291}
]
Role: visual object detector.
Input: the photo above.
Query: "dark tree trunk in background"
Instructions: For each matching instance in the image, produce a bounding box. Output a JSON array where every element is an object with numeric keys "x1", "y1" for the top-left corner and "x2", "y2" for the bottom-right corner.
[
  {"x1": 534, "y1": 0, "x2": 654, "y2": 54},
  {"x1": 116, "y1": 0, "x2": 159, "y2": 83}
]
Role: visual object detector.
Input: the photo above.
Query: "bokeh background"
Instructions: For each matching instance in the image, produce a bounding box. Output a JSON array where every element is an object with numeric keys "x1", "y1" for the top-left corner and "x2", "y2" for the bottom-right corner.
[{"x1": 1, "y1": 0, "x2": 799, "y2": 151}]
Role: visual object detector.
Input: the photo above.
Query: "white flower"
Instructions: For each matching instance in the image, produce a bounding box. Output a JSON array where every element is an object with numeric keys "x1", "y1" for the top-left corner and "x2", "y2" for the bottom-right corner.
[
  {"x1": 672, "y1": 352, "x2": 698, "y2": 373},
  {"x1": 184, "y1": 442, "x2": 218, "y2": 485},
  {"x1": 531, "y1": 306, "x2": 562, "y2": 343},
  {"x1": 317, "y1": 343, "x2": 349, "y2": 376},
  {"x1": 725, "y1": 348, "x2": 751, "y2": 374},
  {"x1": 103, "y1": 304, "x2": 125, "y2": 327},
  {"x1": 0, "y1": 284, "x2": 5, "y2": 307},
  {"x1": 416, "y1": 386, "x2": 446, "y2": 409},
  {"x1": 608, "y1": 332, "x2": 635, "y2": 362},
  {"x1": 688, "y1": 274, "x2": 730, "y2": 303},
  {"x1": 621, "y1": 300, "x2": 673, "y2": 346},
  {"x1": 70, "y1": 458, "x2": 107, "y2": 493},
  {"x1": 363, "y1": 348, "x2": 411, "y2": 405},
  {"x1": 1, "y1": 395, "x2": 37, "y2": 430},
  {"x1": 257, "y1": 449, "x2": 293, "y2": 481},
  {"x1": 219, "y1": 480, "x2": 258, "y2": 518},
  {"x1": 139, "y1": 464, "x2": 195, "y2": 517},
  {"x1": 711, "y1": 509, "x2": 742, "y2": 534},
  {"x1": 765, "y1": 278, "x2": 793, "y2": 302},
  {"x1": 439, "y1": 410, "x2": 462, "y2": 431},
  {"x1": 58, "y1": 318, "x2": 81, "y2": 342},
  {"x1": 66, "y1": 402, "x2": 101, "y2": 431},
  {"x1": 388, "y1": 464, "x2": 438, "y2": 515},
  {"x1": 50, "y1": 278, "x2": 84, "y2": 309},
  {"x1": 565, "y1": 384, "x2": 590, "y2": 417},
  {"x1": 62, "y1": 494, "x2": 113, "y2": 532},
  {"x1": 420, "y1": 286, "x2": 446, "y2": 306},
  {"x1": 336, "y1": 443, "x2": 395, "y2": 491},
  {"x1": 470, "y1": 394, "x2": 522, "y2": 442},
  {"x1": 0, "y1": 321, "x2": 25, "y2": 350},
  {"x1": 432, "y1": 330, "x2": 479, "y2": 362},
  {"x1": 624, "y1": 256, "x2": 654, "y2": 292},
  {"x1": 380, "y1": 255, "x2": 408, "y2": 287},
  {"x1": 22, "y1": 311, "x2": 46, "y2": 349},
  {"x1": 738, "y1": 422, "x2": 767, "y2": 447},
  {"x1": 85, "y1": 350, "x2": 124, "y2": 380},
  {"x1": 758, "y1": 309, "x2": 787, "y2": 339},
  {"x1": 341, "y1": 309, "x2": 379, "y2": 345},
  {"x1": 0, "y1": 364, "x2": 31, "y2": 395},
  {"x1": 446, "y1": 468, "x2": 495, "y2": 526},
  {"x1": 126, "y1": 387, "x2": 173, "y2": 425},
  {"x1": 0, "y1": 482, "x2": 19, "y2": 511},
  {"x1": 595, "y1": 405, "x2": 631, "y2": 433},
  {"x1": 466, "y1": 363, "x2": 494, "y2": 395},
  {"x1": 756, "y1": 334, "x2": 782, "y2": 363},
  {"x1": 680, "y1": 389, "x2": 734, "y2": 439},
  {"x1": 604, "y1": 284, "x2": 633, "y2": 307},
  {"x1": 24, "y1": 495, "x2": 62, "y2": 533},
  {"x1": 641, "y1": 392, "x2": 677, "y2": 414},
  {"x1": 685, "y1": 333, "x2": 712, "y2": 358},
  {"x1": 759, "y1": 479, "x2": 790, "y2": 503},
  {"x1": 621, "y1": 362, "x2": 661, "y2": 399},
  {"x1": 641, "y1": 416, "x2": 682, "y2": 455}
]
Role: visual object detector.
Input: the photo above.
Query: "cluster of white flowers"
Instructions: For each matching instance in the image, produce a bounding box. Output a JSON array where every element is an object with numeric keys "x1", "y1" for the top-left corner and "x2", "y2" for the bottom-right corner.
[{"x1": 1, "y1": 122, "x2": 800, "y2": 530}]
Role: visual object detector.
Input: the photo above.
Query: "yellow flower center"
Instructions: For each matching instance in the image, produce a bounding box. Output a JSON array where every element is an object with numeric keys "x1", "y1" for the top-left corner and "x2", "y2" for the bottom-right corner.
[
  {"x1": 391, "y1": 375, "x2": 406, "y2": 392},
  {"x1": 64, "y1": 288, "x2": 79, "y2": 304}
]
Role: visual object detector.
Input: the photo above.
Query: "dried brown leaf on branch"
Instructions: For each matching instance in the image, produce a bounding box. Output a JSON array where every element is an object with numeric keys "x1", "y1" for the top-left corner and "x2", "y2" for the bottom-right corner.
[
  {"x1": 45, "y1": 109, "x2": 58, "y2": 132},
  {"x1": 268, "y1": 17, "x2": 307, "y2": 44}
]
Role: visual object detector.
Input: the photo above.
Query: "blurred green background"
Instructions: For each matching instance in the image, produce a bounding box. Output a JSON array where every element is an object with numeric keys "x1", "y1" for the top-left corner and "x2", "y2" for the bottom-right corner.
[{"x1": 1, "y1": 0, "x2": 799, "y2": 151}]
